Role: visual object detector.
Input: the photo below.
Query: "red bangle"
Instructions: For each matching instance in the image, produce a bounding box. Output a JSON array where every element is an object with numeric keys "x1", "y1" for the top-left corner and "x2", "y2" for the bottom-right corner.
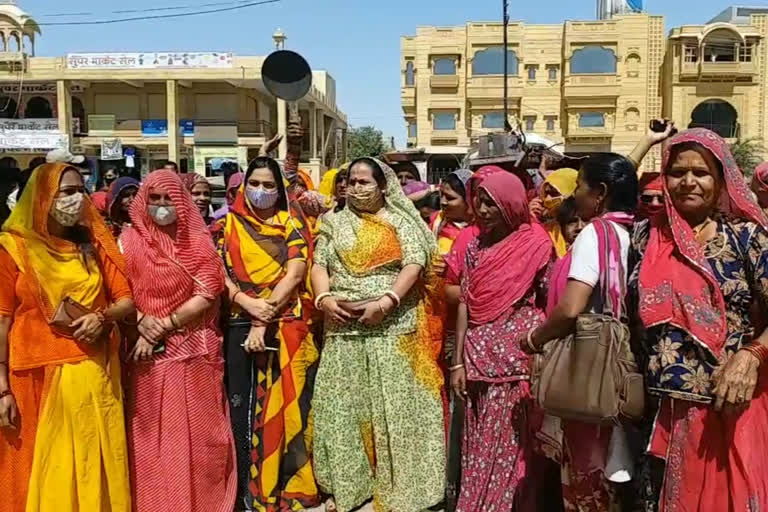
[{"x1": 742, "y1": 343, "x2": 768, "y2": 366}]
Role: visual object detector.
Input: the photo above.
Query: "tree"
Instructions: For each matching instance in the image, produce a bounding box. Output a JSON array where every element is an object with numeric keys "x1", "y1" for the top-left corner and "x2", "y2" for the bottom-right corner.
[
  {"x1": 730, "y1": 137, "x2": 766, "y2": 179},
  {"x1": 347, "y1": 126, "x2": 388, "y2": 160}
]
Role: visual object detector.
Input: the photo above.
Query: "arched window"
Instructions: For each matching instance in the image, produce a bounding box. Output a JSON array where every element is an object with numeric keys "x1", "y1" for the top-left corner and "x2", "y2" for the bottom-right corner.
[
  {"x1": 405, "y1": 61, "x2": 415, "y2": 86},
  {"x1": 8, "y1": 32, "x2": 19, "y2": 52},
  {"x1": 625, "y1": 107, "x2": 640, "y2": 123},
  {"x1": 0, "y1": 97, "x2": 18, "y2": 119},
  {"x1": 570, "y1": 46, "x2": 617, "y2": 74},
  {"x1": 626, "y1": 53, "x2": 641, "y2": 77},
  {"x1": 481, "y1": 112, "x2": 505, "y2": 129},
  {"x1": 579, "y1": 112, "x2": 606, "y2": 128},
  {"x1": 703, "y1": 28, "x2": 741, "y2": 62},
  {"x1": 22, "y1": 34, "x2": 32, "y2": 55},
  {"x1": 26, "y1": 96, "x2": 52, "y2": 118},
  {"x1": 690, "y1": 99, "x2": 738, "y2": 138},
  {"x1": 472, "y1": 47, "x2": 519, "y2": 76},
  {"x1": 433, "y1": 58, "x2": 456, "y2": 75}
]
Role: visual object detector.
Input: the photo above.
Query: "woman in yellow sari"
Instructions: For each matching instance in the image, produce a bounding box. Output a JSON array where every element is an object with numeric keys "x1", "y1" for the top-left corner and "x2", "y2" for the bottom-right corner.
[
  {"x1": 0, "y1": 163, "x2": 135, "y2": 512},
  {"x1": 535, "y1": 168, "x2": 578, "y2": 258},
  {"x1": 213, "y1": 156, "x2": 320, "y2": 511}
]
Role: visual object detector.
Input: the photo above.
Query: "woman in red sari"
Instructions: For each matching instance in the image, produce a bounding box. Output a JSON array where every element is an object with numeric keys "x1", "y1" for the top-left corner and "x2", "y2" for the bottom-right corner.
[
  {"x1": 451, "y1": 172, "x2": 554, "y2": 511},
  {"x1": 121, "y1": 170, "x2": 236, "y2": 512},
  {"x1": 629, "y1": 128, "x2": 768, "y2": 511}
]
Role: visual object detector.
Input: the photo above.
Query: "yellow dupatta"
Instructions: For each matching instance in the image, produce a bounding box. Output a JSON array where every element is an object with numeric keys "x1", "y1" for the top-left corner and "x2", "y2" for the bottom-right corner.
[
  {"x1": 541, "y1": 168, "x2": 578, "y2": 258},
  {"x1": 0, "y1": 163, "x2": 123, "y2": 319}
]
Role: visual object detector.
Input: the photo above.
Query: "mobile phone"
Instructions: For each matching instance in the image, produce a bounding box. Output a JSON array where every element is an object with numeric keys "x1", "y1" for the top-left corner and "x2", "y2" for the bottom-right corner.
[
  {"x1": 153, "y1": 340, "x2": 166, "y2": 354},
  {"x1": 650, "y1": 120, "x2": 678, "y2": 136}
]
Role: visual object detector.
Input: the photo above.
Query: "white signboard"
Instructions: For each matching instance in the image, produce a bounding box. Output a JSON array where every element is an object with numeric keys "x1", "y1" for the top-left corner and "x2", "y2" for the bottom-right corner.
[
  {"x1": 0, "y1": 118, "x2": 80, "y2": 133},
  {"x1": 0, "y1": 132, "x2": 68, "y2": 150},
  {"x1": 67, "y1": 52, "x2": 233, "y2": 70},
  {"x1": 0, "y1": 83, "x2": 86, "y2": 95}
]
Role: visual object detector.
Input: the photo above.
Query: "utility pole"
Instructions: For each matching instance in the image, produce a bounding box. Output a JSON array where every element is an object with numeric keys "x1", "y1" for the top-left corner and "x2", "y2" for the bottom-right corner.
[{"x1": 503, "y1": 0, "x2": 512, "y2": 132}]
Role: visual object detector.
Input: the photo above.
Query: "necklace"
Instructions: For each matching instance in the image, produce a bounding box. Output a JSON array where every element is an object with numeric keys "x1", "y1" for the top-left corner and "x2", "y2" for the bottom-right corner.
[{"x1": 692, "y1": 217, "x2": 714, "y2": 239}]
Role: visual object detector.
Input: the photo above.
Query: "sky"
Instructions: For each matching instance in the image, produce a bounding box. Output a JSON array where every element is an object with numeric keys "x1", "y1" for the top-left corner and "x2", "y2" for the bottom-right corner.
[{"x1": 19, "y1": 0, "x2": 768, "y2": 147}]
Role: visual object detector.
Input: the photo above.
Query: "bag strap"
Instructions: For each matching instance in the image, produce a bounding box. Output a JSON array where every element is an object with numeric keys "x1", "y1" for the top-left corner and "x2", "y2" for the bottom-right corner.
[{"x1": 593, "y1": 218, "x2": 625, "y2": 319}]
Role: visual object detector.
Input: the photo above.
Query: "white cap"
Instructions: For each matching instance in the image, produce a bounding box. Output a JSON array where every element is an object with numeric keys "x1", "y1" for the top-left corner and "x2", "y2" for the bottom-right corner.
[{"x1": 46, "y1": 148, "x2": 86, "y2": 165}]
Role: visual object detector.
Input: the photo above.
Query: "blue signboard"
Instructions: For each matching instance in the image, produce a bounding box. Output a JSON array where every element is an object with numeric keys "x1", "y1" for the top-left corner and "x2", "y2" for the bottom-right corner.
[{"x1": 141, "y1": 119, "x2": 195, "y2": 137}]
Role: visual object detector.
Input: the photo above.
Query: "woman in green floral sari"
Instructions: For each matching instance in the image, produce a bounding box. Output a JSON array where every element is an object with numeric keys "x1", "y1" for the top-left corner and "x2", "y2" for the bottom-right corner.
[{"x1": 311, "y1": 157, "x2": 446, "y2": 512}]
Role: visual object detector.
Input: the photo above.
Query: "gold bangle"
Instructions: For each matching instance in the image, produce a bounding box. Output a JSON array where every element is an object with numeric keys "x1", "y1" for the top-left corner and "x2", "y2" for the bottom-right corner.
[{"x1": 449, "y1": 364, "x2": 464, "y2": 372}]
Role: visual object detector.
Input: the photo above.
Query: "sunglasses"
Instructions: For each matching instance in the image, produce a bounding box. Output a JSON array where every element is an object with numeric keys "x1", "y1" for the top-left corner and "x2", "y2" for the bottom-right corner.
[{"x1": 640, "y1": 194, "x2": 663, "y2": 205}]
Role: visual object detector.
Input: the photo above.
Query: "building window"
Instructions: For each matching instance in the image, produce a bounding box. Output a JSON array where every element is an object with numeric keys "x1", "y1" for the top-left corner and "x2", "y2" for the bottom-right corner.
[
  {"x1": 433, "y1": 112, "x2": 456, "y2": 130},
  {"x1": 433, "y1": 58, "x2": 457, "y2": 75},
  {"x1": 684, "y1": 45, "x2": 699, "y2": 63},
  {"x1": 579, "y1": 112, "x2": 606, "y2": 128},
  {"x1": 472, "y1": 47, "x2": 519, "y2": 76},
  {"x1": 0, "y1": 97, "x2": 19, "y2": 119},
  {"x1": 408, "y1": 120, "x2": 417, "y2": 137},
  {"x1": 548, "y1": 66, "x2": 558, "y2": 81},
  {"x1": 703, "y1": 28, "x2": 740, "y2": 62},
  {"x1": 524, "y1": 116, "x2": 536, "y2": 131},
  {"x1": 570, "y1": 46, "x2": 617, "y2": 74},
  {"x1": 26, "y1": 96, "x2": 53, "y2": 118},
  {"x1": 482, "y1": 112, "x2": 505, "y2": 129},
  {"x1": 740, "y1": 44, "x2": 753, "y2": 62},
  {"x1": 545, "y1": 116, "x2": 556, "y2": 132},
  {"x1": 405, "y1": 61, "x2": 415, "y2": 86},
  {"x1": 527, "y1": 65, "x2": 537, "y2": 81}
]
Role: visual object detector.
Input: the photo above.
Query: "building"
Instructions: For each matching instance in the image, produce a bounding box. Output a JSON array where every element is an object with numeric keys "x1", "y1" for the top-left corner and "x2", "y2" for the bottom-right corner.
[
  {"x1": 0, "y1": 1, "x2": 347, "y2": 184},
  {"x1": 400, "y1": 7, "x2": 768, "y2": 172},
  {"x1": 597, "y1": 0, "x2": 644, "y2": 20},
  {"x1": 401, "y1": 13, "x2": 665, "y2": 168}
]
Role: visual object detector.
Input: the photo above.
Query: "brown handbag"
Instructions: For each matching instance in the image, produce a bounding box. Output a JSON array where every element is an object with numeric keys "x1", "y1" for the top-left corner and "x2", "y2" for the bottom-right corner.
[
  {"x1": 49, "y1": 296, "x2": 91, "y2": 337},
  {"x1": 533, "y1": 219, "x2": 645, "y2": 423}
]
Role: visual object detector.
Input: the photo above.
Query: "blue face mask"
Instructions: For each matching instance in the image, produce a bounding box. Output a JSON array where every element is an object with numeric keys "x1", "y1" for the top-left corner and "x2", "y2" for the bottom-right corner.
[{"x1": 246, "y1": 185, "x2": 279, "y2": 210}]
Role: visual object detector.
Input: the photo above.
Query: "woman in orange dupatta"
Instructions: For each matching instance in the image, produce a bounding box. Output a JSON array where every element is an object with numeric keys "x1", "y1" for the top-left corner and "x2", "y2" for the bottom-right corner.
[
  {"x1": 213, "y1": 156, "x2": 320, "y2": 511},
  {"x1": 0, "y1": 163, "x2": 135, "y2": 512}
]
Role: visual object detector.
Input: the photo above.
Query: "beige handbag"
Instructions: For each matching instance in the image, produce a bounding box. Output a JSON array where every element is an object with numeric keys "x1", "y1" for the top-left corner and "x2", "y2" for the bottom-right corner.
[{"x1": 533, "y1": 219, "x2": 645, "y2": 423}]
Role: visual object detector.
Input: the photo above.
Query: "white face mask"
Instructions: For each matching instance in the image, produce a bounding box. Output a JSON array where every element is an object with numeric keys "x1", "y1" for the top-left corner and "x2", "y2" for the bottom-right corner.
[
  {"x1": 148, "y1": 204, "x2": 177, "y2": 226},
  {"x1": 51, "y1": 192, "x2": 84, "y2": 227}
]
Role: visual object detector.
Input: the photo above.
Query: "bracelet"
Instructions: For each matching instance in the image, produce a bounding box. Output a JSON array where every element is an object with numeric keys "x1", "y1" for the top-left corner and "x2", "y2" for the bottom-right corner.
[
  {"x1": 314, "y1": 292, "x2": 332, "y2": 310},
  {"x1": 449, "y1": 364, "x2": 464, "y2": 372},
  {"x1": 231, "y1": 291, "x2": 243, "y2": 304},
  {"x1": 0, "y1": 389, "x2": 12, "y2": 399},
  {"x1": 526, "y1": 328, "x2": 542, "y2": 354},
  {"x1": 742, "y1": 343, "x2": 768, "y2": 366},
  {"x1": 384, "y1": 290, "x2": 401, "y2": 307},
  {"x1": 170, "y1": 313, "x2": 181, "y2": 330}
]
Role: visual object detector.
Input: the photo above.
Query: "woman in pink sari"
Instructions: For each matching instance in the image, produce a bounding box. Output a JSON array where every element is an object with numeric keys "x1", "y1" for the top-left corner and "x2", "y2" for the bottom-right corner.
[
  {"x1": 628, "y1": 129, "x2": 768, "y2": 511},
  {"x1": 450, "y1": 171, "x2": 554, "y2": 511},
  {"x1": 121, "y1": 170, "x2": 237, "y2": 512}
]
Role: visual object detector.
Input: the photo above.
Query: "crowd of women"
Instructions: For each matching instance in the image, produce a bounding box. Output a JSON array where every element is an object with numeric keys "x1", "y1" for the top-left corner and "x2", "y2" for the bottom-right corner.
[{"x1": 1, "y1": 120, "x2": 768, "y2": 512}]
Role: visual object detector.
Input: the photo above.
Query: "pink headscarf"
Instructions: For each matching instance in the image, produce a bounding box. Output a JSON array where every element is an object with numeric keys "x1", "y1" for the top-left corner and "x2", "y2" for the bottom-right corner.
[
  {"x1": 639, "y1": 128, "x2": 768, "y2": 355},
  {"x1": 444, "y1": 166, "x2": 505, "y2": 284},
  {"x1": 752, "y1": 162, "x2": 768, "y2": 208},
  {"x1": 464, "y1": 172, "x2": 553, "y2": 325}
]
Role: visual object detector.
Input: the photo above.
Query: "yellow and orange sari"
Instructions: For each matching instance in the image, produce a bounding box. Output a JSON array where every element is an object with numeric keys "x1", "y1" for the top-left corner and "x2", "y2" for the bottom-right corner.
[{"x1": 0, "y1": 163, "x2": 132, "y2": 512}]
